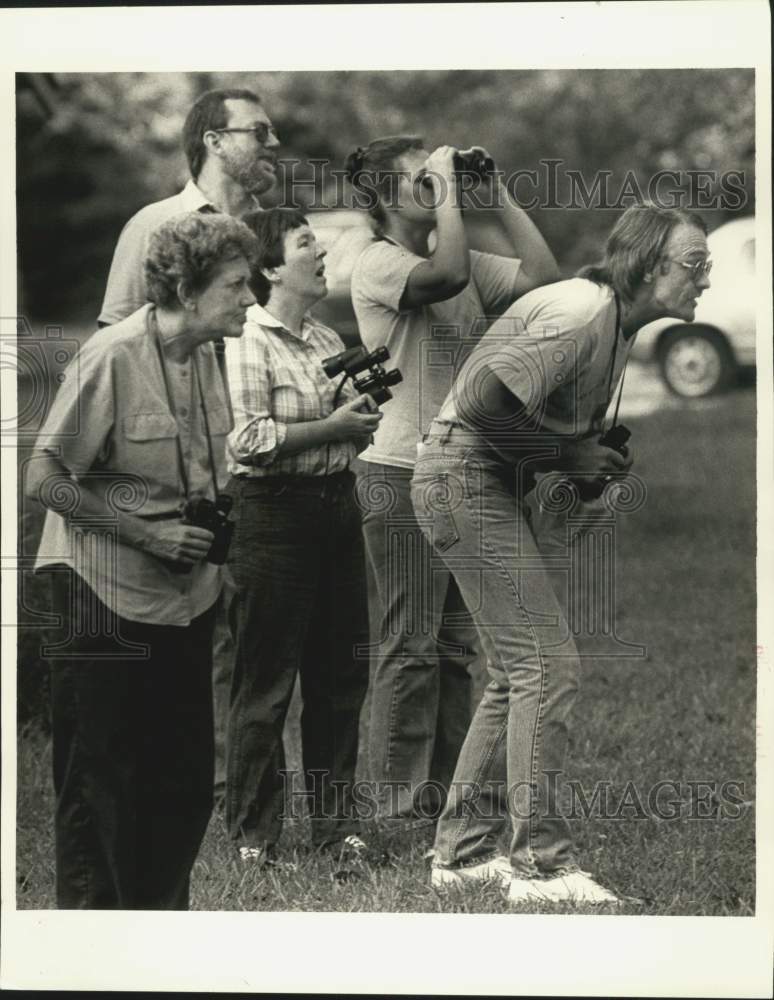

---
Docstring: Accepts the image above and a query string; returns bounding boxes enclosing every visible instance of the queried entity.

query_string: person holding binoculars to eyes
[27,212,258,909]
[344,136,559,834]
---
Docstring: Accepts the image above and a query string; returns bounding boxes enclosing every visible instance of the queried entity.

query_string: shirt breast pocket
[122,412,180,490]
[207,405,233,440]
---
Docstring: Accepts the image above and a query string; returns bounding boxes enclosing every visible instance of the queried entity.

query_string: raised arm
[496,176,559,292]
[462,147,559,294]
[399,146,471,309]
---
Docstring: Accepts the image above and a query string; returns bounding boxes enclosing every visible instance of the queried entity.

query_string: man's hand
[325,395,383,444]
[560,438,634,477]
[144,522,215,570]
[354,434,375,454]
[614,444,635,473]
[422,145,459,197]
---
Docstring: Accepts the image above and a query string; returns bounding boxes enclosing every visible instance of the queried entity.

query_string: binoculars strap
[192,355,221,502]
[606,292,628,432]
[149,308,219,503]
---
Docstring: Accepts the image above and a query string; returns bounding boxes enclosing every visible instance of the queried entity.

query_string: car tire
[658,326,736,398]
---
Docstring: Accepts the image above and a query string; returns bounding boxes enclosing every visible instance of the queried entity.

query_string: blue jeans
[225,472,369,849]
[410,439,578,876]
[359,463,475,825]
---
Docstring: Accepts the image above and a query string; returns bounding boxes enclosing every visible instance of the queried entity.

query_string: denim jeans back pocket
[411,471,463,554]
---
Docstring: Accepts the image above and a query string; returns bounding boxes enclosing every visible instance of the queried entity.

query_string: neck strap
[606,291,628,430]
[149,308,219,501]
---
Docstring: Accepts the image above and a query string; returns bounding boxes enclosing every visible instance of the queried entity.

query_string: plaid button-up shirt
[225,303,361,477]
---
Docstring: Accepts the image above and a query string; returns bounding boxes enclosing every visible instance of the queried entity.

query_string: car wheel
[658,327,735,398]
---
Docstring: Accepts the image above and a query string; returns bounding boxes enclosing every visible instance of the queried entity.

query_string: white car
[630,216,756,397]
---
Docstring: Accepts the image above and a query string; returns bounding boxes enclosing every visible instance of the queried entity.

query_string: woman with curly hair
[27,211,258,909]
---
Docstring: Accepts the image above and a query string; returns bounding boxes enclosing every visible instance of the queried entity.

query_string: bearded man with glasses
[98,88,279,327]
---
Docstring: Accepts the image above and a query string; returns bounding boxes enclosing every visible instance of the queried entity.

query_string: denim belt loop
[426,419,456,445]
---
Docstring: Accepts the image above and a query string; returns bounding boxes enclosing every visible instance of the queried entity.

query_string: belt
[418,420,500,458]
[419,420,537,496]
[231,469,354,495]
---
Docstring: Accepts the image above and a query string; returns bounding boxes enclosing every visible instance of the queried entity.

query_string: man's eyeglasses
[663,257,713,280]
[210,124,278,144]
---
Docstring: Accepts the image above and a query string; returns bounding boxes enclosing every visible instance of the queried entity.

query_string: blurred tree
[17,73,192,323]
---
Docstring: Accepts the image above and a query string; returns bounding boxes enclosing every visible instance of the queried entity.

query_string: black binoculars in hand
[574,423,632,502]
[322,345,403,405]
[420,147,496,188]
[181,494,234,565]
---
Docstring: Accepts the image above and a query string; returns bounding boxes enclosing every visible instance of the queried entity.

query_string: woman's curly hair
[145,212,259,309]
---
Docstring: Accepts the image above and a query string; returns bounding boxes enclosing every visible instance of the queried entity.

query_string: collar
[245,303,314,342]
[180,178,263,214]
[246,302,284,328]
[180,179,216,212]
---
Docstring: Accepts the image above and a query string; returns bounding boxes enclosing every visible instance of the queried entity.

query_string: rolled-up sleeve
[225,324,287,467]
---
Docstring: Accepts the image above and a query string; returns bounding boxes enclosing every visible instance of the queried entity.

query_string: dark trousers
[47,568,216,909]
[225,472,370,849]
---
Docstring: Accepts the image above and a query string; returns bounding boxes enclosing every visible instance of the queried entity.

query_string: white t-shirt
[351,237,522,469]
[437,278,634,441]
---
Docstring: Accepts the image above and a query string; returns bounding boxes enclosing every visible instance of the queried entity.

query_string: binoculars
[322,345,403,405]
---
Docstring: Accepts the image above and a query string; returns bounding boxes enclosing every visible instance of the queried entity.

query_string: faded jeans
[359,463,475,825]
[410,436,579,876]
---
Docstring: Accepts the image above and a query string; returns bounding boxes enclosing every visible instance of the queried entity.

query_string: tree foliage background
[17,69,754,324]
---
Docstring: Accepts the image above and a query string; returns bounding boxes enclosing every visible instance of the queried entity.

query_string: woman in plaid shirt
[223,208,382,866]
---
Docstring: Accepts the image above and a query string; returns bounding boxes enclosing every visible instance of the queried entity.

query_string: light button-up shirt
[34,304,232,626]
[226,303,361,478]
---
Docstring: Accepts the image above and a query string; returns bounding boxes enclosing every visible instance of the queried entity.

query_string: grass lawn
[14,382,756,915]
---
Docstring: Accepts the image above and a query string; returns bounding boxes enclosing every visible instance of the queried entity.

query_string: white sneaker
[534,868,621,905]
[238,845,277,867]
[431,854,512,888]
[507,875,557,905]
[341,835,369,859]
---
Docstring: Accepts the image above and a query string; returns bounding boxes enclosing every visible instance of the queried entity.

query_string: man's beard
[222,150,274,195]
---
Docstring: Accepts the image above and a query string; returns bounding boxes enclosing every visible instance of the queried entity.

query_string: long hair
[578,203,708,303]
[183,88,262,180]
[344,135,425,236]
